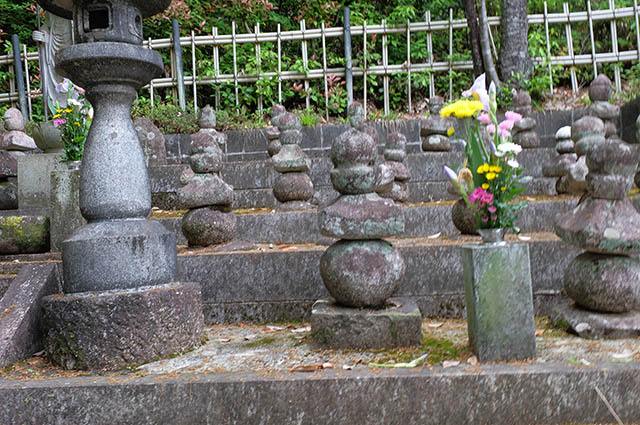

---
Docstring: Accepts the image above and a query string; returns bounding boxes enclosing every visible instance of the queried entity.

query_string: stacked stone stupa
[2,108,37,152]
[420,96,454,152]
[178,108,235,246]
[0,108,32,209]
[511,91,540,148]
[311,102,421,349]
[542,126,579,194]
[376,131,411,202]
[265,104,285,157]
[271,111,313,209]
[554,115,640,338]
[588,74,618,138]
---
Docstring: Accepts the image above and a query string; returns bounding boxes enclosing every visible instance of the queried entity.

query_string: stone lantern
[35,0,204,370]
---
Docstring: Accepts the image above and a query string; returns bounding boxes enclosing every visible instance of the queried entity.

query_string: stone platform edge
[1,362,639,425]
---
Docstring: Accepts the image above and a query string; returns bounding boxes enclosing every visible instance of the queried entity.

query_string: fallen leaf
[280,246,298,251]
[428,232,441,239]
[517,235,532,241]
[322,362,333,369]
[427,322,444,328]
[466,356,478,366]
[342,365,354,370]
[243,334,258,341]
[442,360,460,369]
[369,354,427,368]
[611,351,634,359]
[262,325,285,333]
[216,338,231,343]
[290,364,322,373]
[535,329,545,336]
[291,326,311,333]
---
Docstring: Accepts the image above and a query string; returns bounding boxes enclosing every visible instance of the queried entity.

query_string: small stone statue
[554,114,640,338]
[2,108,36,152]
[376,131,410,202]
[348,101,379,144]
[511,91,540,148]
[178,108,236,246]
[588,74,619,138]
[265,104,285,157]
[542,126,578,194]
[270,111,313,209]
[33,11,73,110]
[420,96,454,151]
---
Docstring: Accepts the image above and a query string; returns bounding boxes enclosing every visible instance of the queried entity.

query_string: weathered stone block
[311,297,421,349]
[462,242,536,362]
[50,168,85,251]
[17,153,65,210]
[42,281,204,371]
[0,214,49,254]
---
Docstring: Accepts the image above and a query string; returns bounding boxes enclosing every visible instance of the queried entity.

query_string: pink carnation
[477,113,491,124]
[505,111,522,122]
[53,118,67,127]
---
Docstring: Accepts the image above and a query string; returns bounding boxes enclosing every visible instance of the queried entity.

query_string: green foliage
[131,98,199,134]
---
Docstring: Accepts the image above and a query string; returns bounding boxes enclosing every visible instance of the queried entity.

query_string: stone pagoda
[37,0,204,370]
[511,90,540,148]
[311,103,421,350]
[376,131,411,202]
[542,126,579,194]
[420,96,454,152]
[588,74,618,137]
[554,114,640,338]
[270,111,313,209]
[265,104,285,157]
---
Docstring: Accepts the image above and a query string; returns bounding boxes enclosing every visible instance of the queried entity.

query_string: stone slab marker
[462,243,536,361]
[36,0,204,370]
[312,101,421,350]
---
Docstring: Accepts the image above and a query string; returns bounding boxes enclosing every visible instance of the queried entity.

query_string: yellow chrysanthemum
[56,109,62,113]
[64,109,72,113]
[501,186,507,191]
[74,122,81,127]
[486,172,497,180]
[476,163,489,174]
[482,183,489,190]
[488,165,502,173]
[52,114,61,119]
[447,126,455,137]
[440,99,484,119]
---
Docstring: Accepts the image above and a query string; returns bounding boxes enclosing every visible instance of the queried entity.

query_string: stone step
[175,232,576,324]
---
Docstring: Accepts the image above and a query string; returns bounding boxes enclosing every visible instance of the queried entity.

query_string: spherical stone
[331,128,377,166]
[272,144,311,173]
[330,164,377,194]
[575,134,606,157]
[198,106,217,128]
[587,173,632,200]
[379,182,410,202]
[178,173,234,209]
[191,131,225,154]
[586,138,637,174]
[589,74,612,102]
[571,116,604,143]
[514,117,536,132]
[320,239,405,308]
[451,198,477,235]
[265,126,280,141]
[388,161,410,182]
[273,172,313,202]
[604,121,617,138]
[386,132,407,151]
[564,252,640,313]
[276,112,302,132]
[555,126,572,140]
[375,163,394,193]
[383,148,406,162]
[422,134,451,152]
[420,116,453,136]
[348,102,366,128]
[428,96,445,114]
[513,131,540,148]
[318,193,404,239]
[589,102,619,121]
[554,197,640,255]
[267,139,282,157]
[280,129,302,145]
[542,154,576,177]
[190,151,223,174]
[512,91,532,116]
[556,140,575,154]
[182,207,236,246]
[270,104,286,119]
[3,108,24,131]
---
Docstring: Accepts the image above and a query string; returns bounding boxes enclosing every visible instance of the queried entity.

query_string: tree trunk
[464,0,484,77]
[478,0,500,88]
[498,0,533,87]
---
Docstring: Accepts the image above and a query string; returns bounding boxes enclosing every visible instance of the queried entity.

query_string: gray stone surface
[42,281,204,371]
[311,297,421,349]
[182,207,236,246]
[3,361,640,424]
[0,214,49,254]
[462,243,536,362]
[50,167,85,251]
[0,150,17,178]
[0,178,18,210]
[553,301,640,339]
[134,117,168,167]
[320,240,405,308]
[62,219,176,293]
[0,263,61,368]
[17,153,65,211]
[273,172,314,202]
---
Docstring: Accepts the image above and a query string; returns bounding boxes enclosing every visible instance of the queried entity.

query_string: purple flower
[53,118,67,127]
[481,216,489,222]
[477,113,491,124]
[489,141,497,155]
[498,119,514,131]
[55,79,70,94]
[488,206,497,213]
[443,165,457,181]
[505,111,522,122]
[491,215,498,221]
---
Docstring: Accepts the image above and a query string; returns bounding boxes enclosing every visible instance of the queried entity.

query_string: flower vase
[451,199,477,235]
[477,228,508,244]
[31,120,64,154]
[461,240,536,362]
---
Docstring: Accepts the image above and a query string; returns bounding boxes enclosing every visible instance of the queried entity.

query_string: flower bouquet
[443,75,530,233]
[51,79,92,162]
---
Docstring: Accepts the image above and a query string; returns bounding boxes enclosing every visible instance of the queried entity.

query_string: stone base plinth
[17,153,64,210]
[552,301,640,339]
[462,243,536,362]
[50,168,85,251]
[42,281,204,371]
[310,298,422,349]
[61,219,176,293]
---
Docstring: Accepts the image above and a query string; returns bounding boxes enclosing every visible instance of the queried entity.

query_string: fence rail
[2,0,640,118]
